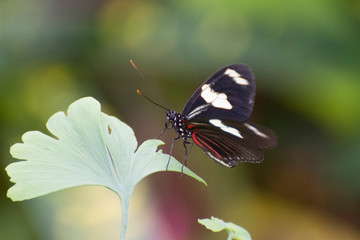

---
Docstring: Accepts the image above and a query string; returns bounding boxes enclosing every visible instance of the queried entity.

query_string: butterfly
[163,64,277,168]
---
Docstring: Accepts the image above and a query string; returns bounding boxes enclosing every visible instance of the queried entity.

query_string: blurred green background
[1,0,360,239]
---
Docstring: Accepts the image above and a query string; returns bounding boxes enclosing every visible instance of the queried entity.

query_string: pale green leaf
[6,96,206,201]
[198,216,252,240]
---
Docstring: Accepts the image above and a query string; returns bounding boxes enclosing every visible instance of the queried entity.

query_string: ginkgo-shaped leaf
[6,97,206,240]
[198,216,252,240]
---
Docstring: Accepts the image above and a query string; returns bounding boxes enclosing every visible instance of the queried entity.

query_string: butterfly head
[166,110,178,129]
[166,110,192,140]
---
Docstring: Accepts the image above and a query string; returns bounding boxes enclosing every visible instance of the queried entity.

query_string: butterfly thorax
[166,110,192,141]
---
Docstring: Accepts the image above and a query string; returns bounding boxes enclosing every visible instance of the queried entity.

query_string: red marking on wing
[192,132,202,146]
[192,132,222,159]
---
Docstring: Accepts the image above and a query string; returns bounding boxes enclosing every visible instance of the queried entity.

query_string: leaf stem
[120,197,130,240]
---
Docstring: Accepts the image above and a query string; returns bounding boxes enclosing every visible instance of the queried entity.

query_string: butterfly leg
[166,136,180,170]
[181,141,193,175]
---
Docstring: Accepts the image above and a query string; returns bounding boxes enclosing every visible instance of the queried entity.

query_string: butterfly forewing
[182,64,256,122]
[187,119,277,167]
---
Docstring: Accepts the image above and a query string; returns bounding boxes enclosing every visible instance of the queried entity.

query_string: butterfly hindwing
[187,119,277,167]
[182,64,256,122]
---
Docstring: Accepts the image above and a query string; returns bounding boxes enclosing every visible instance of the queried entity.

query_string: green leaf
[198,216,252,240]
[6,97,206,239]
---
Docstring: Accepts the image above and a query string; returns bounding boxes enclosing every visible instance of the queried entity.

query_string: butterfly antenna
[137,89,170,111]
[130,59,170,110]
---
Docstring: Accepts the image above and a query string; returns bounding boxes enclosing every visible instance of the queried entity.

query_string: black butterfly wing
[187,119,277,167]
[182,64,255,122]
